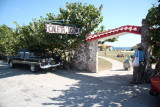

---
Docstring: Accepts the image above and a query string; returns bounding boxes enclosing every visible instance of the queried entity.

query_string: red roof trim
[86,25,142,42]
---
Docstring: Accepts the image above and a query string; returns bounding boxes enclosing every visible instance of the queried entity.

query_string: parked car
[7,49,62,72]
[149,72,160,96]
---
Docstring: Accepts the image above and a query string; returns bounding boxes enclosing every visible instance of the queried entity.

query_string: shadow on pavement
[0,61,159,106]
[42,70,160,107]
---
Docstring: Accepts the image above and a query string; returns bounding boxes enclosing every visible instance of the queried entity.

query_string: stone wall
[72,33,98,73]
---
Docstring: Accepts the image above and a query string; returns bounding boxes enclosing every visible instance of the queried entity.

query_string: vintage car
[7,49,62,72]
[149,72,160,96]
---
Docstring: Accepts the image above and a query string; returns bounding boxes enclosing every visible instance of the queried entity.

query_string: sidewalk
[99,56,124,71]
[97,56,133,76]
[78,56,133,84]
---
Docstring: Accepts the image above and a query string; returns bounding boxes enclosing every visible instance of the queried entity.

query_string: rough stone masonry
[72,33,98,73]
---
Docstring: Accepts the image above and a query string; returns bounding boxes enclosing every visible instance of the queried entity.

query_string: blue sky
[0,0,159,47]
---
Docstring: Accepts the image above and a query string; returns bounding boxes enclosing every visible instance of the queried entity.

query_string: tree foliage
[0,25,18,55]
[59,2,103,37]
[146,2,160,63]
[0,2,103,64]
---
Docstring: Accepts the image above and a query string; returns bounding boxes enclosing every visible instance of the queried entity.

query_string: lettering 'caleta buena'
[45,24,80,34]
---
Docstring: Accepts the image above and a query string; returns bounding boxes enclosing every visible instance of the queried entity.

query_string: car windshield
[19,51,24,56]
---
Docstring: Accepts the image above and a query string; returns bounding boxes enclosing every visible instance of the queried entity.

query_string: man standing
[131,47,146,84]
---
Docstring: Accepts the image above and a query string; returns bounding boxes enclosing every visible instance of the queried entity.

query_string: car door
[156,73,160,93]
[18,51,25,63]
[13,51,24,64]
[152,72,160,94]
[23,51,30,64]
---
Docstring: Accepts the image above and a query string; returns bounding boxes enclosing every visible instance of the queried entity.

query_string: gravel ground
[0,60,160,107]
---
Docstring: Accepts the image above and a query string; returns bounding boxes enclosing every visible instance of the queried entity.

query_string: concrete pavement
[0,60,159,107]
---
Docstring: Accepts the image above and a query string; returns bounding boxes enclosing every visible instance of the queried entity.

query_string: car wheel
[30,64,37,73]
[9,61,14,68]
[149,89,159,96]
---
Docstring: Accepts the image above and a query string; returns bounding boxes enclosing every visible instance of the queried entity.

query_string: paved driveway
[0,61,159,107]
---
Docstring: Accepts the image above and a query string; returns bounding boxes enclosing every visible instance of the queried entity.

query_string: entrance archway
[87,25,142,72]
[73,20,151,73]
[86,25,142,42]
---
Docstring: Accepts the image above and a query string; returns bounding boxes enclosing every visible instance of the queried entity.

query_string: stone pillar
[72,33,98,73]
[141,19,152,81]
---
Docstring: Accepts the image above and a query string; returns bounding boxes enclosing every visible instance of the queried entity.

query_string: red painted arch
[86,25,142,42]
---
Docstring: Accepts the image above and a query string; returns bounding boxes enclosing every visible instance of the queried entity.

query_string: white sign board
[45,24,80,35]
